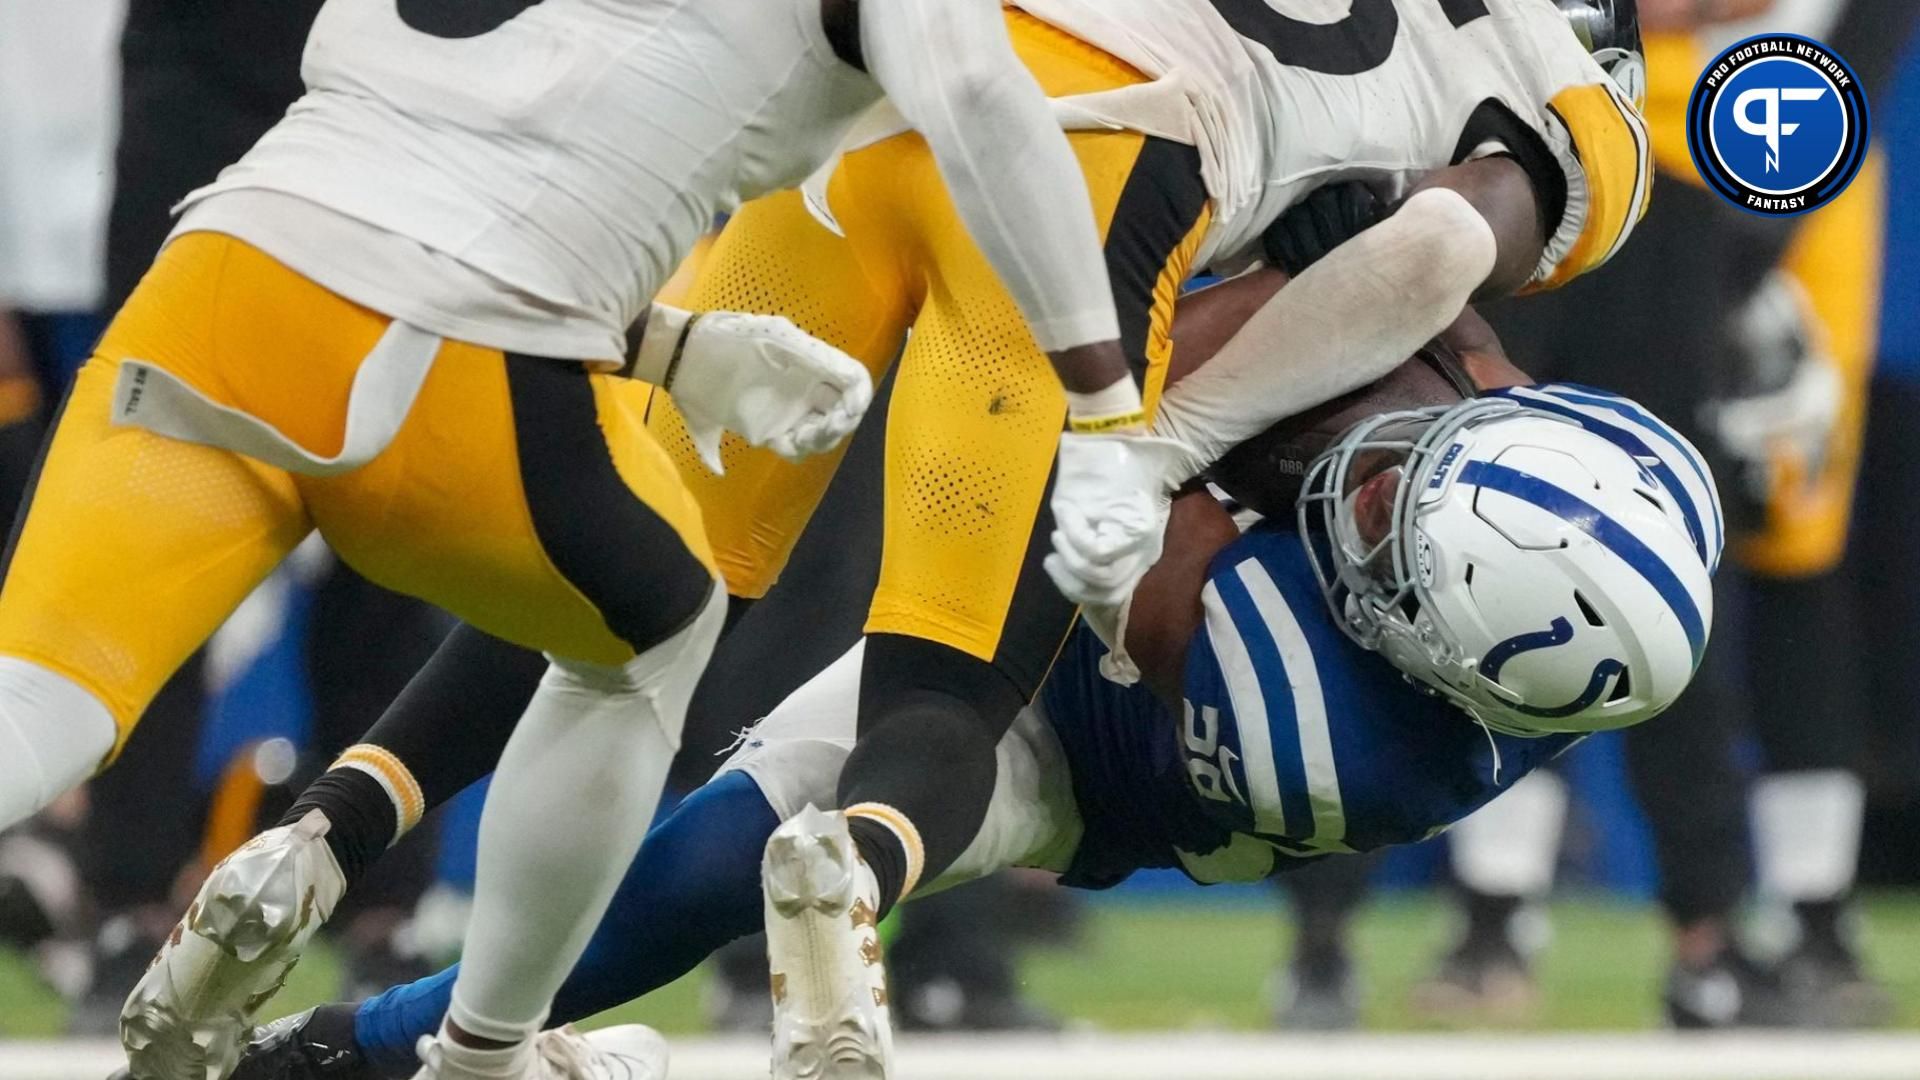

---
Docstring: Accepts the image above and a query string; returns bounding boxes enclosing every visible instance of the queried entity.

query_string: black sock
[1794,897,1850,950]
[841,687,1003,916]
[1460,887,1526,950]
[846,815,913,920]
[298,1002,378,1079]
[277,769,395,886]
[839,634,1027,916]
[358,624,548,809]
[1284,854,1374,973]
[1293,912,1353,977]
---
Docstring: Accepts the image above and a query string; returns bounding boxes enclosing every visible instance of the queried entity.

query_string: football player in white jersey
[0,2,1184,1079]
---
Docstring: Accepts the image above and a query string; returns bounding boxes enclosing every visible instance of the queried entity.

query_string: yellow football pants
[1734,154,1884,577]
[647,11,1212,686]
[0,233,716,758]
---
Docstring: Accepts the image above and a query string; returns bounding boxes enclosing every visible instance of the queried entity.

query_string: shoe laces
[536,1027,607,1080]
[413,1035,444,1077]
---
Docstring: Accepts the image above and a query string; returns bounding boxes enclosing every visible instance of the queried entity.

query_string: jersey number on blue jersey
[397,0,546,39]
[1184,702,1249,809]
[1208,0,1492,75]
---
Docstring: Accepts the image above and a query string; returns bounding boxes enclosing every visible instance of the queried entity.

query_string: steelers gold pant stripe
[505,353,717,653]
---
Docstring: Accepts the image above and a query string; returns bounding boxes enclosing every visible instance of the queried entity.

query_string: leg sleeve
[443,586,725,1043]
[75,654,211,907]
[932,705,1081,890]
[353,772,781,1075]
[712,642,865,821]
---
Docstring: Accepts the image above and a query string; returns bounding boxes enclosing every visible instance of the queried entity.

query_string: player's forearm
[1151,188,1498,476]
[863,0,1121,368]
[1122,491,1241,705]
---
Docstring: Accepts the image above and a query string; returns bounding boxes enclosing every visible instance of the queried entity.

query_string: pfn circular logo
[1687,34,1868,217]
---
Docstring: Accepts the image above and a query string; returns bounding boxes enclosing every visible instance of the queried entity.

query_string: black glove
[1261,181,1386,276]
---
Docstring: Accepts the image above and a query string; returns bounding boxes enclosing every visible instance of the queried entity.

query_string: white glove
[1704,273,1844,513]
[1710,350,1843,470]
[1079,588,1143,687]
[629,304,873,474]
[1044,431,1204,608]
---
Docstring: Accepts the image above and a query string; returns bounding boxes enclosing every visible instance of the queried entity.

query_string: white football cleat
[411,1025,668,1080]
[763,805,894,1080]
[121,810,345,1080]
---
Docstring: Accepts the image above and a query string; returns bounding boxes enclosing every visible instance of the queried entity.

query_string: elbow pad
[1385,187,1500,295]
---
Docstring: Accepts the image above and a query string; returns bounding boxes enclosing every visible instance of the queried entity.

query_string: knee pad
[0,656,118,829]
[858,634,1025,739]
[544,581,726,749]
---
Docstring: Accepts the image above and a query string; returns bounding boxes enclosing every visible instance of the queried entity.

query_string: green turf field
[5,893,1917,1038]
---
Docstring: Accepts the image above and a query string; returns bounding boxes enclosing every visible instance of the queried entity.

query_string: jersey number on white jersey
[1208,0,1490,74]
[395,0,545,38]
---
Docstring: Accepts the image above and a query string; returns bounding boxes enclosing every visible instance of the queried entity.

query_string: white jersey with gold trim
[178,0,881,363]
[1014,0,1652,288]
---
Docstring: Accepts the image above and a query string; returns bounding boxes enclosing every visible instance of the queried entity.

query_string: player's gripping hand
[1262,180,1385,276]
[1045,429,1204,608]
[1705,273,1843,527]
[628,304,873,474]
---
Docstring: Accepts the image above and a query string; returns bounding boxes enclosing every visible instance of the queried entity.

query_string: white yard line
[9,1032,1920,1080]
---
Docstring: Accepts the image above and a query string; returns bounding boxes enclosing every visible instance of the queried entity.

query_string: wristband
[1065,377,1146,434]
[623,303,701,387]
[1068,410,1150,433]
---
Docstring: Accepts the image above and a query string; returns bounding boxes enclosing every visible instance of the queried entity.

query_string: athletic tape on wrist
[1065,378,1146,434]
[1067,409,1149,433]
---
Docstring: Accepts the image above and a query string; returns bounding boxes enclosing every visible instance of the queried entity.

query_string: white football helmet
[1298,396,1714,737]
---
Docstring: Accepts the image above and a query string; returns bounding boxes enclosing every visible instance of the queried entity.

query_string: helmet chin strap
[1477,713,1505,785]
[1390,633,1507,784]
[1409,633,1507,784]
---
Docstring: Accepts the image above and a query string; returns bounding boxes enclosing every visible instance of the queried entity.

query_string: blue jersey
[1043,523,1581,890]
[1041,381,1716,889]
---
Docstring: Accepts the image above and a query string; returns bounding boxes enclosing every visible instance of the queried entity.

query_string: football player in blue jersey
[212,265,1722,1080]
